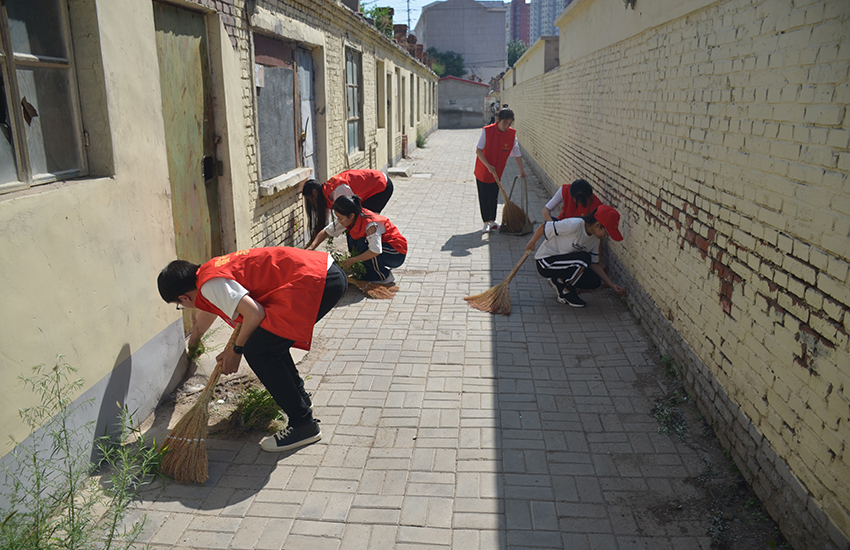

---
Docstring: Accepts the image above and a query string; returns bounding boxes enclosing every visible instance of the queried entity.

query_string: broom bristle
[463,250,531,316]
[349,277,399,299]
[493,176,530,233]
[160,324,241,484]
[500,200,529,233]
[464,281,512,315]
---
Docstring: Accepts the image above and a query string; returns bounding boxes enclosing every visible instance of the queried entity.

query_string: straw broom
[160,323,242,484]
[494,175,530,233]
[348,276,399,299]
[464,250,531,315]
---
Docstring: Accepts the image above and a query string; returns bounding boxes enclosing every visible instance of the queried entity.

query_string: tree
[507,40,528,67]
[360,2,393,39]
[426,48,465,78]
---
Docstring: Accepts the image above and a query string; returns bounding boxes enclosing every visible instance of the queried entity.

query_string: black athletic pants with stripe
[535,251,601,296]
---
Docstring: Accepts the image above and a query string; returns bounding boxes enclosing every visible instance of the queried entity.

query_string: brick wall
[502,0,850,547]
[186,0,438,249]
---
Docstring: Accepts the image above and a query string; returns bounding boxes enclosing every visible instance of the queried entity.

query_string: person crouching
[525,205,626,308]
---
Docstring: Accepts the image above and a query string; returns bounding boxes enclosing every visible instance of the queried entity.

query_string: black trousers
[535,251,601,295]
[476,179,499,222]
[241,264,348,427]
[362,177,394,213]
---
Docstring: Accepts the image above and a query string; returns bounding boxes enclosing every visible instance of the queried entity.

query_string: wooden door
[153,3,222,266]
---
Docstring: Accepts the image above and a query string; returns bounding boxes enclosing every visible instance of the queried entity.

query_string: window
[254,34,316,185]
[0,0,85,194]
[345,48,362,154]
[376,61,385,129]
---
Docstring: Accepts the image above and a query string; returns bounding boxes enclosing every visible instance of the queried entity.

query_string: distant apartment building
[415,0,508,82]
[529,0,570,44]
[509,0,531,46]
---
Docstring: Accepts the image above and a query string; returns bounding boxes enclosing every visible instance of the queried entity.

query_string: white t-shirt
[200,278,249,321]
[544,189,565,212]
[534,217,600,262]
[323,217,385,254]
[477,129,522,157]
[329,184,354,203]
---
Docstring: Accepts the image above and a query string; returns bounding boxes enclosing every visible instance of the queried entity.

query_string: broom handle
[493,175,512,204]
[502,250,531,285]
[203,323,242,392]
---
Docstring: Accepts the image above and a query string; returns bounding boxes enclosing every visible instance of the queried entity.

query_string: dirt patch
[643,349,789,549]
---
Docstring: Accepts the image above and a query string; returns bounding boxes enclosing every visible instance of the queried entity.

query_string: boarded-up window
[254,34,305,182]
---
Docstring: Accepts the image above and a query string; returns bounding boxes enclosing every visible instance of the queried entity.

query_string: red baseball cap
[595,205,623,241]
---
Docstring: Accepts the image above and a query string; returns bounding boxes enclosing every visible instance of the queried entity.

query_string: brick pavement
[131,129,712,549]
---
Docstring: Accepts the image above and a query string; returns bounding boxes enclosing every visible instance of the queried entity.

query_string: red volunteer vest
[194,247,329,350]
[559,184,604,219]
[323,170,387,209]
[348,209,408,255]
[474,123,516,183]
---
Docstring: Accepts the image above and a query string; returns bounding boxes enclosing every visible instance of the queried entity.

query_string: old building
[414,0,508,83]
[0,0,436,472]
[437,75,491,128]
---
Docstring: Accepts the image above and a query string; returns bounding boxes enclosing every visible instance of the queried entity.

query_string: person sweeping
[306,195,407,286]
[302,169,394,239]
[157,247,347,452]
[525,205,626,308]
[474,108,526,233]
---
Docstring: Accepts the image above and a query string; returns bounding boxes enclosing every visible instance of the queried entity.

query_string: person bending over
[302,170,394,239]
[526,205,626,308]
[541,179,603,222]
[307,195,407,285]
[157,247,347,452]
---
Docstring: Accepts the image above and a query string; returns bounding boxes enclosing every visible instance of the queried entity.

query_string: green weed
[222,386,286,435]
[0,358,162,550]
[326,237,366,280]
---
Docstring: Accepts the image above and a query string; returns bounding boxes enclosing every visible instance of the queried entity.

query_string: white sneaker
[482,222,491,233]
[380,272,395,285]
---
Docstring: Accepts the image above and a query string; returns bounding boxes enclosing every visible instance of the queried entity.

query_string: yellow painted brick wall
[503,0,850,547]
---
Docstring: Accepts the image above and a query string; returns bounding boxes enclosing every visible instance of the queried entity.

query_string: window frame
[345,47,363,155]
[0,0,86,195]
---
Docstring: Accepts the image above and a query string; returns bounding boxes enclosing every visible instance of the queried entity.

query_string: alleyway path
[131,129,711,549]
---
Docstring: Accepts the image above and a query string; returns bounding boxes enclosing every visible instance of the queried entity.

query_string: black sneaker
[260,421,322,452]
[557,291,586,308]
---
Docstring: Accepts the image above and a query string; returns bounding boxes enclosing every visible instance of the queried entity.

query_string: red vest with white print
[323,170,387,208]
[347,209,408,255]
[473,123,516,183]
[194,247,329,350]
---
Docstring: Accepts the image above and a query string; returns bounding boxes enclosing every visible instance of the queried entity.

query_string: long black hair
[569,179,594,208]
[301,179,326,239]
